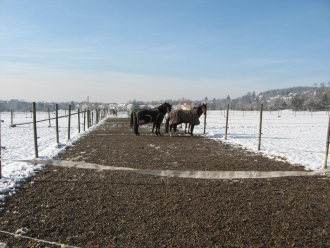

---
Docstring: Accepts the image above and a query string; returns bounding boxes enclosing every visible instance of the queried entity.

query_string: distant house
[181,100,193,110]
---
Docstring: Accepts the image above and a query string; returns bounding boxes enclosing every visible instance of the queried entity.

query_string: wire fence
[202,105,330,169]
[2,104,330,180]
[0,102,108,178]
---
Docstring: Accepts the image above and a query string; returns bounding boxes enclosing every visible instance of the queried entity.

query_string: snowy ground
[0,110,104,204]
[193,109,330,171]
[1,109,329,206]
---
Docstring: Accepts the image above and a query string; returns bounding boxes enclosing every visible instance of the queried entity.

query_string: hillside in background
[1,85,330,111]
[257,86,316,98]
[203,84,330,110]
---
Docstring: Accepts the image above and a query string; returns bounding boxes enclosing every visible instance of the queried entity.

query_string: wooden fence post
[83,110,86,131]
[258,103,263,151]
[0,112,2,179]
[323,117,330,169]
[87,109,90,128]
[78,109,81,133]
[204,104,207,134]
[32,102,39,158]
[55,104,59,144]
[68,104,71,140]
[48,108,51,127]
[11,110,13,126]
[0,111,2,179]
[225,104,229,140]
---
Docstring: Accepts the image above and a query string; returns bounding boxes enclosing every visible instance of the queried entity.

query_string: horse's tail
[165,118,170,133]
[130,112,134,127]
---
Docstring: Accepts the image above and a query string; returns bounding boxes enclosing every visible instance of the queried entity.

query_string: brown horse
[165,103,207,136]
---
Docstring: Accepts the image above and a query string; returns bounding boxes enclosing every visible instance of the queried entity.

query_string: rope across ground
[0,117,330,247]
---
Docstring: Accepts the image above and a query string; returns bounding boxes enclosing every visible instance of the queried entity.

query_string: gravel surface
[0,117,330,247]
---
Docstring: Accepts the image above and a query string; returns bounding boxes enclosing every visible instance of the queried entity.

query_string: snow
[193,109,330,171]
[1,109,330,207]
[0,110,103,207]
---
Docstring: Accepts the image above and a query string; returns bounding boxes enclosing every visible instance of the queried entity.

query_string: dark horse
[130,102,172,136]
[165,103,207,136]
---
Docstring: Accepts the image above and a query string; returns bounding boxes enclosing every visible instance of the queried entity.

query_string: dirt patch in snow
[1,118,330,247]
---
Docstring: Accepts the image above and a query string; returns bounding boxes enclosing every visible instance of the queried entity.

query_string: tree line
[2,84,330,112]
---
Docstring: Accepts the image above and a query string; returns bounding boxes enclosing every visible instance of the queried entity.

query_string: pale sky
[1,0,329,103]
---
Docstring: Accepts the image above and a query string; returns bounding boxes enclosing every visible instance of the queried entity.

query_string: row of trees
[0,100,105,112]
[2,84,330,112]
[207,86,330,111]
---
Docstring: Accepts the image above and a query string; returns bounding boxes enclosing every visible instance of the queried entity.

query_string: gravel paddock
[1,118,330,247]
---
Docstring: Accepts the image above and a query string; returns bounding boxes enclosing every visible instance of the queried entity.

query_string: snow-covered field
[0,110,103,203]
[194,109,330,171]
[1,109,330,206]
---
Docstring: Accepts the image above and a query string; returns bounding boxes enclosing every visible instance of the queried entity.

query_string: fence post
[0,112,2,179]
[11,110,13,126]
[258,103,263,151]
[48,108,51,127]
[225,104,229,140]
[32,102,39,158]
[83,110,86,131]
[95,110,98,124]
[68,104,71,140]
[78,109,81,133]
[204,104,207,134]
[55,104,59,144]
[323,117,330,169]
[87,109,90,128]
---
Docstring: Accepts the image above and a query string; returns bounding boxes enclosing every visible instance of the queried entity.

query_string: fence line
[206,104,330,168]
[10,112,79,127]
[2,104,329,181]
[1,102,108,180]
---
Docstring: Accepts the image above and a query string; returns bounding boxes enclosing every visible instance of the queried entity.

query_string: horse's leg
[132,112,137,134]
[130,112,134,127]
[133,113,140,135]
[190,125,194,136]
[154,123,158,136]
[165,119,170,133]
[156,123,161,136]
[169,124,173,137]
[136,123,140,135]
[170,124,178,137]
[152,123,155,134]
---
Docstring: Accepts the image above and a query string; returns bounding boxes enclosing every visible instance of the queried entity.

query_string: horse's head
[158,102,172,115]
[165,102,172,113]
[202,103,207,115]
[196,103,207,116]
